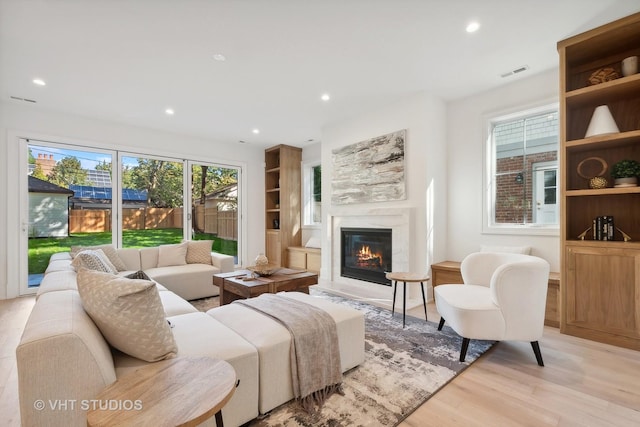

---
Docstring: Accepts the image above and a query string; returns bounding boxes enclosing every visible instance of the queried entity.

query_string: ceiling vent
[500,65,529,78]
[10,95,36,103]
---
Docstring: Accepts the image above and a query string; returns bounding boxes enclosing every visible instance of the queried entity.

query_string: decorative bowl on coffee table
[247,264,280,277]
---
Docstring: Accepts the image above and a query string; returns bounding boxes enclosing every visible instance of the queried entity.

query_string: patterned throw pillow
[124,270,152,281]
[70,244,127,271]
[76,269,178,362]
[71,249,118,274]
[157,242,188,267]
[185,240,213,265]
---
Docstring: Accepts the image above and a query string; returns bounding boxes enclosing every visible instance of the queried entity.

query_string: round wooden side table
[87,356,236,427]
[386,272,430,328]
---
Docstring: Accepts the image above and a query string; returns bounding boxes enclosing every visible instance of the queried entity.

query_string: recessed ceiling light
[252,128,260,134]
[213,54,226,61]
[321,93,330,101]
[466,21,480,33]
[33,78,46,86]
[165,108,175,115]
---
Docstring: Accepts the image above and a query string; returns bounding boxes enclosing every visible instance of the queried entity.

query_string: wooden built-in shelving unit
[558,12,640,350]
[264,145,302,267]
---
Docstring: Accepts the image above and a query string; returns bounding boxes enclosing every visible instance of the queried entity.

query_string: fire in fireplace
[341,227,392,286]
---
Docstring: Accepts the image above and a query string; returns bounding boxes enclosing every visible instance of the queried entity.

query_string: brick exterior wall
[495,151,557,223]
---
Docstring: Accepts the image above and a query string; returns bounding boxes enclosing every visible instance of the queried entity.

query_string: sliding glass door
[19,139,242,295]
[188,161,240,264]
[119,154,185,248]
[22,140,115,292]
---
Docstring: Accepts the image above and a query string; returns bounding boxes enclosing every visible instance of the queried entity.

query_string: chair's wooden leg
[460,337,470,362]
[391,281,397,315]
[531,341,544,367]
[437,317,445,330]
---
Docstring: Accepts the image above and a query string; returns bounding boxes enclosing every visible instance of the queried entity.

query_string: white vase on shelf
[585,105,619,138]
[622,56,638,77]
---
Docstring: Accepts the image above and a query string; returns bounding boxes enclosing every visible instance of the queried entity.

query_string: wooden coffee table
[87,356,236,427]
[213,268,318,305]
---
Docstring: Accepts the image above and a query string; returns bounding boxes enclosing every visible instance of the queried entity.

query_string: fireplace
[341,227,392,286]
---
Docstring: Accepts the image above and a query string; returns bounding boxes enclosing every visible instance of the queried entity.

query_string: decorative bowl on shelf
[247,264,280,277]
[587,67,619,85]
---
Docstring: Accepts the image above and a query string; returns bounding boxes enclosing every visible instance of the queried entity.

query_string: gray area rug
[189,290,494,426]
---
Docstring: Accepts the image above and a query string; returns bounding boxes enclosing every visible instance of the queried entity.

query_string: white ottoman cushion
[114,312,259,427]
[207,291,365,414]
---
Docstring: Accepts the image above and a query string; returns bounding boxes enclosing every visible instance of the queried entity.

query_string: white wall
[446,68,561,271]
[0,101,265,299]
[320,91,448,280]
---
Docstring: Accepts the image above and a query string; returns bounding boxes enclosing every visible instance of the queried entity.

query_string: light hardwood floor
[1,296,639,426]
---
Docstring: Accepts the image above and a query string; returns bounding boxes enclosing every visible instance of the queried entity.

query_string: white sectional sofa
[43,243,236,300]
[17,249,365,427]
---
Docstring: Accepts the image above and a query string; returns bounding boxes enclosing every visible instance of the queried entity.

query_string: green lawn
[28,228,237,274]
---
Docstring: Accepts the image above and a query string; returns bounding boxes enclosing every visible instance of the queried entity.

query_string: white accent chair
[434,252,550,366]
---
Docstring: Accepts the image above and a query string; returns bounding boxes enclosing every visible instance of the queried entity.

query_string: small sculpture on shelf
[577,156,608,189]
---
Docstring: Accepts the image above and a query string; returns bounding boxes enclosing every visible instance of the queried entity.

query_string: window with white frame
[303,162,321,226]
[484,104,559,234]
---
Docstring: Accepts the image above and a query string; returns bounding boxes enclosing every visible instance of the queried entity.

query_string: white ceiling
[1,0,639,147]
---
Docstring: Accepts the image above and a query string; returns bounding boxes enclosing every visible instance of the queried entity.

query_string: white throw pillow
[480,245,531,255]
[157,242,188,267]
[70,244,127,271]
[71,249,118,274]
[76,269,178,362]
[185,240,213,265]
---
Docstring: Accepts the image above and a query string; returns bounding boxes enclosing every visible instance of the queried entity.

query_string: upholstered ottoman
[113,312,260,427]
[207,291,365,414]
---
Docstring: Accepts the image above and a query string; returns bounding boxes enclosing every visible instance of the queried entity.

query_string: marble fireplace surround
[316,207,423,311]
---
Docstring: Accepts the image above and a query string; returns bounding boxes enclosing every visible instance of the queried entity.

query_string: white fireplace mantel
[316,207,423,311]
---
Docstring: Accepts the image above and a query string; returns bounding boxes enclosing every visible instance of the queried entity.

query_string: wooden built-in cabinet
[265,145,302,267]
[287,246,321,273]
[558,12,640,350]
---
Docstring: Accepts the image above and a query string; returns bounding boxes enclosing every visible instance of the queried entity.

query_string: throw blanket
[234,293,343,413]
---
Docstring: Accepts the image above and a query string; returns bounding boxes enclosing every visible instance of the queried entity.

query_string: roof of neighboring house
[28,176,74,195]
[205,183,238,200]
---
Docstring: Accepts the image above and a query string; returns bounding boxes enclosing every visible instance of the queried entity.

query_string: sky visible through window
[29,145,136,169]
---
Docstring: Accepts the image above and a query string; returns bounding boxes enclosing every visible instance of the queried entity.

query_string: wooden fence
[194,205,237,240]
[69,207,237,240]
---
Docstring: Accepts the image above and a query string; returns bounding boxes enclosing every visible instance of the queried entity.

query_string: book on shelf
[592,215,614,241]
